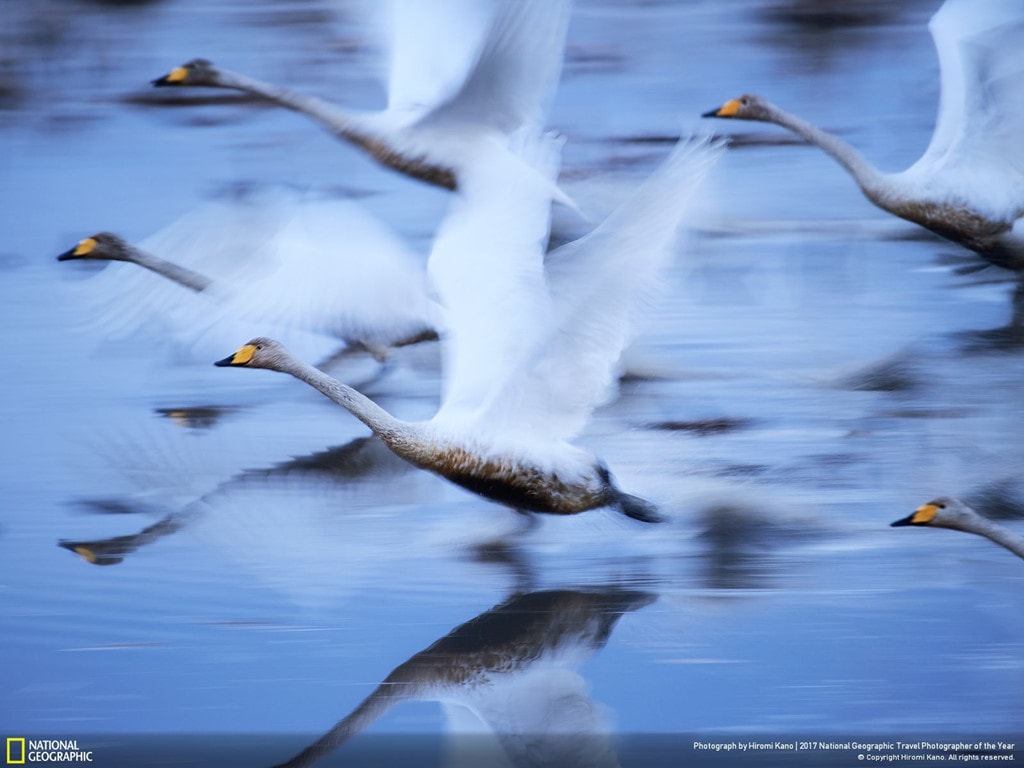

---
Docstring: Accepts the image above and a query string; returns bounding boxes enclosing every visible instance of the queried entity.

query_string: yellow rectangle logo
[6,738,25,765]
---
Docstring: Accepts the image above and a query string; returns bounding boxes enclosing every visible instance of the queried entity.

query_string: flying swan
[216,132,723,520]
[152,0,572,195]
[704,0,1024,270]
[891,496,1024,560]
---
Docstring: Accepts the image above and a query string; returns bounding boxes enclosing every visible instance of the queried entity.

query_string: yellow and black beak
[57,237,97,261]
[214,343,257,367]
[702,99,742,119]
[891,503,938,527]
[152,65,190,87]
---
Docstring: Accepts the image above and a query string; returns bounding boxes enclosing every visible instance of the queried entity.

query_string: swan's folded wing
[921,0,1024,190]
[484,135,724,442]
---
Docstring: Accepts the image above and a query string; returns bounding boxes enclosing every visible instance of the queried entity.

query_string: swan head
[152,59,219,87]
[57,232,132,263]
[215,337,290,370]
[891,497,976,531]
[702,93,773,122]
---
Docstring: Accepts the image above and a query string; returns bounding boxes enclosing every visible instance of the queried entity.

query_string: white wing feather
[918,0,1024,193]
[429,132,561,431]
[430,133,722,442]
[68,189,438,358]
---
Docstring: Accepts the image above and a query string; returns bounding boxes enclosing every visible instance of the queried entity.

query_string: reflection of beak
[890,513,915,528]
[56,247,79,262]
[701,107,723,118]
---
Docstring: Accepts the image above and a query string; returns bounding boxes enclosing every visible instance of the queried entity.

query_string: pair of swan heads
[152,59,219,88]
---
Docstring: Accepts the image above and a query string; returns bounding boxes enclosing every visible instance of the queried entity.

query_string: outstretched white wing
[67,188,437,356]
[359,0,570,134]
[430,132,722,442]
[428,131,561,433]
[918,0,1024,192]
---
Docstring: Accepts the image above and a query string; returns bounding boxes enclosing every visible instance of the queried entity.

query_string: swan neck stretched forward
[961,515,1024,560]
[126,245,212,293]
[283,356,414,444]
[207,69,457,190]
[763,102,887,199]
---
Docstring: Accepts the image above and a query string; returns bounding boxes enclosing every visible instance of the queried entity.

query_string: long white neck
[961,515,1024,560]
[126,245,211,293]
[210,69,370,146]
[278,355,421,450]
[761,102,890,202]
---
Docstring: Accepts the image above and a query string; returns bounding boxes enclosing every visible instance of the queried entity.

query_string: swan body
[216,337,654,519]
[891,496,1024,560]
[58,191,440,361]
[152,0,572,193]
[217,132,723,519]
[704,0,1024,270]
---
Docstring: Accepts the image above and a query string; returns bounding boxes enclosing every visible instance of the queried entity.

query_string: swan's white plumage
[430,132,724,444]
[69,189,439,358]
[365,0,571,135]
[912,0,1024,214]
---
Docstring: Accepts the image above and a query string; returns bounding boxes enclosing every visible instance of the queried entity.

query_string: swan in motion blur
[270,588,653,768]
[891,496,1024,560]
[152,0,571,194]
[57,191,440,361]
[217,133,723,519]
[703,0,1024,270]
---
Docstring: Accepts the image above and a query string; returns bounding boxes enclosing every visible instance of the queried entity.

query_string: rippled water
[2,1,1023,766]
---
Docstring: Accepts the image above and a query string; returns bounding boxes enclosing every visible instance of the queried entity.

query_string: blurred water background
[1,0,1022,765]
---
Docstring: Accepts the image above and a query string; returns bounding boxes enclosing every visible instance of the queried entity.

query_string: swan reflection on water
[270,587,655,768]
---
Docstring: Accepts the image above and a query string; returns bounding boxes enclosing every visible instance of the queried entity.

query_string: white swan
[216,133,723,519]
[58,190,440,361]
[891,496,1024,560]
[703,0,1024,270]
[152,0,572,194]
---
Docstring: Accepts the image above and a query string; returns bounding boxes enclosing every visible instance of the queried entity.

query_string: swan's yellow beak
[891,503,938,527]
[152,66,189,87]
[703,99,741,119]
[57,237,97,261]
[215,343,256,367]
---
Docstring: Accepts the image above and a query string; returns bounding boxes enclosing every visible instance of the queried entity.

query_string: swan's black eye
[936,502,946,509]
[740,97,749,105]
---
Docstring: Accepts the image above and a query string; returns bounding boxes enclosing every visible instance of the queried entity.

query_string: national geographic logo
[5,739,93,763]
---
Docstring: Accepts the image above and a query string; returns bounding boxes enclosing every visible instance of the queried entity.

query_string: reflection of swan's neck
[763,102,888,201]
[280,356,424,453]
[126,246,211,293]
[272,684,413,768]
[959,515,1024,560]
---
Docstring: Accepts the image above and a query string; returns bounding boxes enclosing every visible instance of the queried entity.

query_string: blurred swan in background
[271,587,653,768]
[216,132,723,521]
[152,0,572,196]
[704,0,1024,271]
[58,190,441,362]
[892,496,1024,560]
